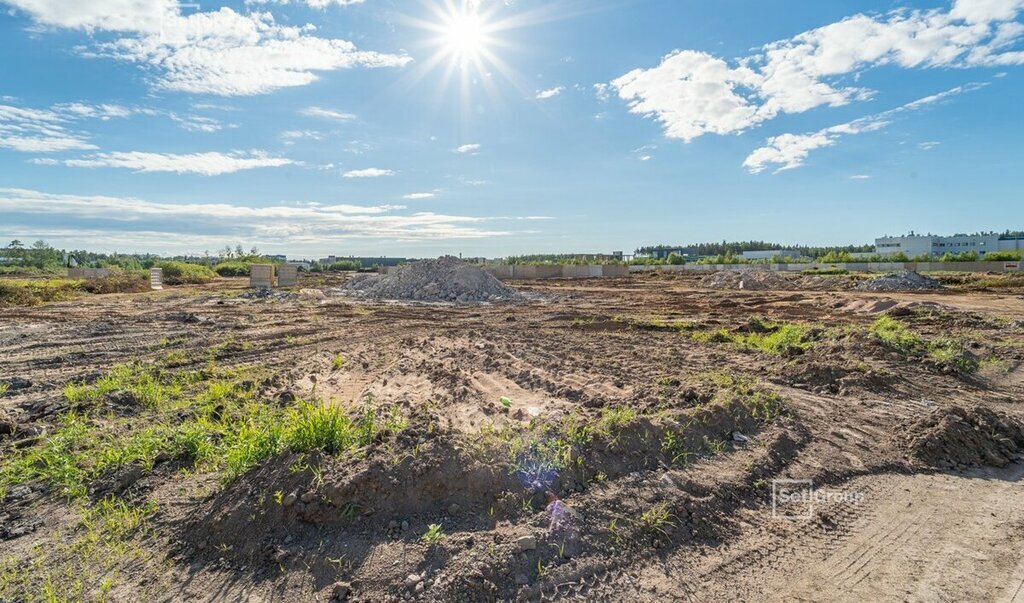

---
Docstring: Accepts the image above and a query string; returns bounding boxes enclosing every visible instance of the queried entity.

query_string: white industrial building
[874,232,1024,257]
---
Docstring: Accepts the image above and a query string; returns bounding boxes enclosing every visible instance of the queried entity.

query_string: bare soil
[2,271,1024,602]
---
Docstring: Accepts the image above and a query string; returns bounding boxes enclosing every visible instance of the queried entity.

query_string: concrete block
[149,268,163,290]
[278,264,299,287]
[250,264,275,288]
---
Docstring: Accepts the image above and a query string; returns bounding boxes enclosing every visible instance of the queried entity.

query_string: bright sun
[442,11,488,62]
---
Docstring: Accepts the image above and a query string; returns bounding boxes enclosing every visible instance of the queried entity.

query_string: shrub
[0,279,80,307]
[154,261,217,284]
[213,261,253,277]
[984,250,1023,261]
[78,273,148,294]
[326,260,362,272]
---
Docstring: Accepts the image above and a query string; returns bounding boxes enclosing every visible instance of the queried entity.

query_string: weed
[331,354,345,370]
[421,523,445,545]
[0,383,8,397]
[500,396,512,408]
[640,502,674,535]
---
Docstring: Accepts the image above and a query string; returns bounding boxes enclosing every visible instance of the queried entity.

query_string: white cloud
[6,3,411,96]
[169,114,224,133]
[343,167,394,178]
[612,1,1024,142]
[301,106,357,122]
[919,140,942,149]
[744,83,982,173]
[36,151,295,175]
[2,0,178,32]
[0,187,518,248]
[535,86,564,99]
[0,103,96,153]
[403,192,436,200]
[849,174,872,179]
[455,143,481,154]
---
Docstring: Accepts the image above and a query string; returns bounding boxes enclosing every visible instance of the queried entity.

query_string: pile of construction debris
[855,271,944,292]
[337,256,523,303]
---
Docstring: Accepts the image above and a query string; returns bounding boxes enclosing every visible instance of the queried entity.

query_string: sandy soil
[2,272,1024,602]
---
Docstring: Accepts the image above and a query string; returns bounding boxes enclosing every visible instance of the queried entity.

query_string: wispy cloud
[343,167,395,178]
[34,151,295,176]
[0,188,522,252]
[743,83,984,173]
[455,143,481,154]
[403,192,436,200]
[301,107,357,122]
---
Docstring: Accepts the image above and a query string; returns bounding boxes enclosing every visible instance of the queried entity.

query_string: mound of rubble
[855,271,943,292]
[339,256,523,303]
[699,271,848,291]
[895,406,1024,470]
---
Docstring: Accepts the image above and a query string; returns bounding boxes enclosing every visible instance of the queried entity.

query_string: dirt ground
[2,272,1024,602]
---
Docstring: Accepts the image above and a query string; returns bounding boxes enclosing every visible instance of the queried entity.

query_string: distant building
[874,232,1024,257]
[639,247,697,260]
[740,249,802,261]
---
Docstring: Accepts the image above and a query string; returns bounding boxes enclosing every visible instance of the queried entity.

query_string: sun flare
[440,9,491,64]
[443,11,487,61]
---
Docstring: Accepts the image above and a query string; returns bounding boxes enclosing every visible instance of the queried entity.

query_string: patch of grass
[594,406,637,435]
[421,523,445,545]
[639,502,674,535]
[744,323,812,355]
[0,383,8,397]
[331,354,345,370]
[63,364,181,408]
[1,363,408,499]
[691,319,815,356]
[870,316,978,373]
[870,315,925,354]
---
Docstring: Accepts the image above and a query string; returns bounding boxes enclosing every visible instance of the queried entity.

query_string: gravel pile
[855,271,944,292]
[338,256,522,303]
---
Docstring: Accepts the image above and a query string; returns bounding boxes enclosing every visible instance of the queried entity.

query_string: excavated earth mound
[855,270,944,292]
[699,270,850,291]
[895,405,1024,470]
[339,256,523,303]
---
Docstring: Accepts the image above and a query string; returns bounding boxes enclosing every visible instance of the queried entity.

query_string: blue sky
[1,0,1022,258]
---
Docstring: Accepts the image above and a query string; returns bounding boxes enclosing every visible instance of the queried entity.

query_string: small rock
[330,581,351,601]
[405,573,422,588]
[282,493,298,507]
[301,491,316,503]
[447,503,460,515]
[513,535,537,552]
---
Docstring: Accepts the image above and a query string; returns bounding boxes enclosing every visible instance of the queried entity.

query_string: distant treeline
[635,241,876,257]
